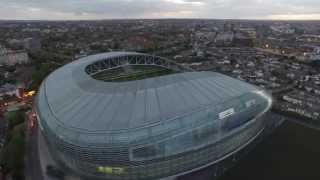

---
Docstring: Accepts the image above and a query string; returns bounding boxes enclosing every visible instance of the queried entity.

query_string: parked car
[46,165,65,179]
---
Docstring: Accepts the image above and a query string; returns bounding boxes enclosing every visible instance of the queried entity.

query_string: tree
[7,111,25,130]
[31,63,52,90]
[0,123,26,180]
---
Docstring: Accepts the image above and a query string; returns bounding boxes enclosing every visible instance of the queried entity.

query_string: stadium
[35,52,272,180]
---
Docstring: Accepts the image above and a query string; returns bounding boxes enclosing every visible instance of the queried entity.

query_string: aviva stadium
[35,52,272,180]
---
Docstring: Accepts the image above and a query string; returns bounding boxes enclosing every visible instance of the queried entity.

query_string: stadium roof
[37,52,265,144]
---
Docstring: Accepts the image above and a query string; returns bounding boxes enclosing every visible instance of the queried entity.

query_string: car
[46,165,65,179]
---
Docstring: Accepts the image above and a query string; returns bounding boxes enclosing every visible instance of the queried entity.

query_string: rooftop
[36,52,267,144]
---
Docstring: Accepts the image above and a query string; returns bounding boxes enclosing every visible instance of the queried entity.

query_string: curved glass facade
[40,111,267,180]
[37,88,270,180]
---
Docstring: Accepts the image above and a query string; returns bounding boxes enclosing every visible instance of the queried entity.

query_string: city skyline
[1,0,320,20]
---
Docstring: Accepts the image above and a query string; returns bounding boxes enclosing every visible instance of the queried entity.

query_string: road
[25,125,44,180]
[25,110,80,180]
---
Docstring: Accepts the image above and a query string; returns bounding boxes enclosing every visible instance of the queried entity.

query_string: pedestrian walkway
[38,128,57,180]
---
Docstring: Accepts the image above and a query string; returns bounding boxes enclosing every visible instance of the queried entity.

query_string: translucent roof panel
[36,52,271,145]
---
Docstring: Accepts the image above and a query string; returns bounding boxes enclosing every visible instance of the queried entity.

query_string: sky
[1,0,320,20]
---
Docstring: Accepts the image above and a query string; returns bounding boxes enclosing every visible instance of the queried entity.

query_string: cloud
[0,0,319,20]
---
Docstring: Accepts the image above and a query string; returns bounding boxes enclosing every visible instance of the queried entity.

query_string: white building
[215,32,234,46]
[283,95,303,105]
[0,84,17,97]
[0,47,29,66]
[270,25,295,34]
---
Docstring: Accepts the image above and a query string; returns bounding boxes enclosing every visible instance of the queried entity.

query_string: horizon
[1,18,320,22]
[1,0,320,21]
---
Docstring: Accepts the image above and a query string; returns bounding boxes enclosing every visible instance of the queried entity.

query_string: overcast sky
[1,0,320,20]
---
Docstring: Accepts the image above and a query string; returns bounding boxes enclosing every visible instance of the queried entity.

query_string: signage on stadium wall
[219,108,235,119]
[97,166,125,174]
